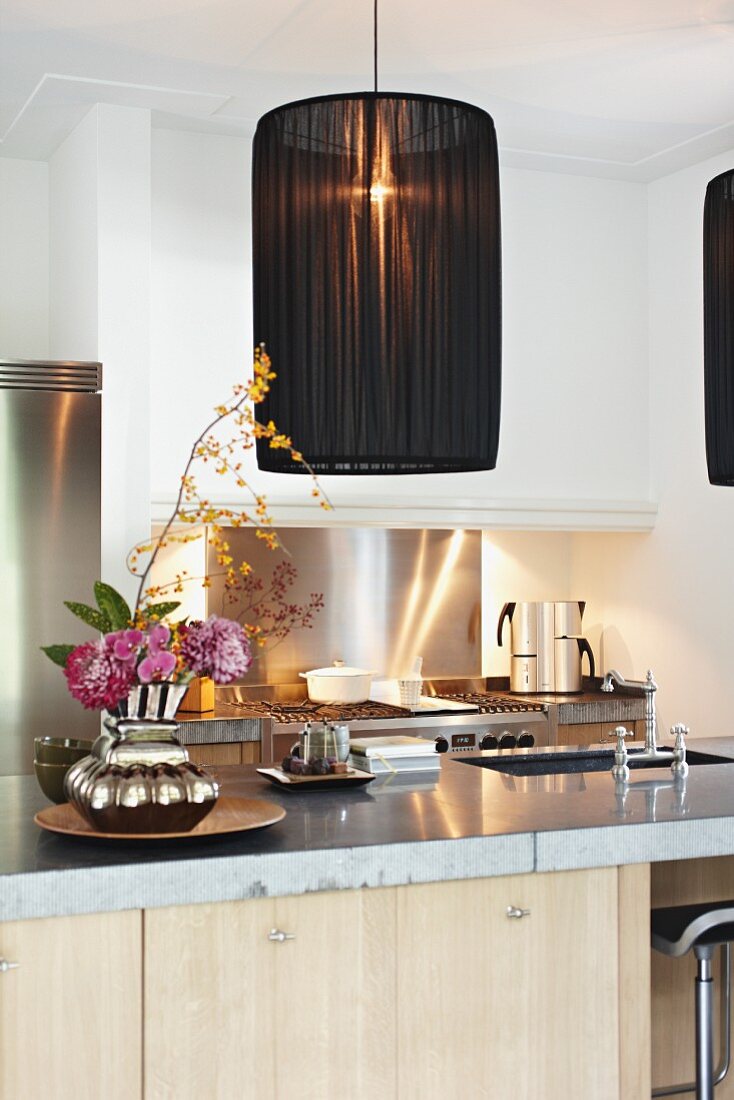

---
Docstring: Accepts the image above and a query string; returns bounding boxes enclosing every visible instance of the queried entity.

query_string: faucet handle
[611,726,632,781]
[613,726,633,749]
[671,723,689,777]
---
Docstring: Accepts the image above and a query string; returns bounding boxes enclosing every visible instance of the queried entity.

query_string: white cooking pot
[299,665,375,704]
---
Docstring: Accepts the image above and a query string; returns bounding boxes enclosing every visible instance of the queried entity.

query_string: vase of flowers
[52,593,254,833]
[43,347,329,832]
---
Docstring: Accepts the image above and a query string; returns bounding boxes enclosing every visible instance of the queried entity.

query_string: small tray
[257,766,375,792]
[34,796,286,840]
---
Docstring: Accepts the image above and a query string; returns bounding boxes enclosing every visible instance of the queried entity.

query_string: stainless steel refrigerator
[0,360,101,775]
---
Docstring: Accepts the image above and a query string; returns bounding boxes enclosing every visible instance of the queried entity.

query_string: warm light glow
[369,180,392,203]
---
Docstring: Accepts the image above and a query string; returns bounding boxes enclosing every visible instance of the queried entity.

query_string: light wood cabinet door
[184,742,261,766]
[273,888,396,1100]
[0,910,142,1100]
[144,888,396,1100]
[557,721,603,745]
[557,719,645,746]
[185,741,242,766]
[145,896,277,1100]
[396,869,620,1100]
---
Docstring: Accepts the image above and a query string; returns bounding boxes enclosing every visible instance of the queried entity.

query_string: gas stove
[227,693,545,723]
[225,690,551,763]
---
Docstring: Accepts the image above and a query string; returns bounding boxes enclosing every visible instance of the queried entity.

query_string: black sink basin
[457,748,734,777]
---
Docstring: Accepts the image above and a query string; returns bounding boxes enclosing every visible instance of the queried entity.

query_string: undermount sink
[457,748,734,777]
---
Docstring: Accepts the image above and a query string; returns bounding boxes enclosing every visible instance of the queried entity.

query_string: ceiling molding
[2,70,733,181]
[151,493,658,532]
[0,73,231,159]
[500,116,734,182]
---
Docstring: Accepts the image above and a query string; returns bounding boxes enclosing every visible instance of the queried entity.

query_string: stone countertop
[4,736,734,923]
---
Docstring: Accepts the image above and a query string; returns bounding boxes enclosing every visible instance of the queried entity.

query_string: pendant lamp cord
[374,0,378,93]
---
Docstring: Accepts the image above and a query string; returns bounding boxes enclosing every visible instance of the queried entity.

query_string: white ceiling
[2,0,734,179]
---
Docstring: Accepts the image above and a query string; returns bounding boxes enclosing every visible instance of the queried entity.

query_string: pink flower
[180,615,252,684]
[64,640,136,710]
[138,650,177,683]
[147,624,170,653]
[107,629,143,664]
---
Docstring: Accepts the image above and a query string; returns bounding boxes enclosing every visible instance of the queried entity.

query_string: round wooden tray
[34,796,286,840]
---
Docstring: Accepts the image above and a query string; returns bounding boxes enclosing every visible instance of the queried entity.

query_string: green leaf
[140,601,181,621]
[40,644,75,668]
[94,581,131,631]
[63,601,111,633]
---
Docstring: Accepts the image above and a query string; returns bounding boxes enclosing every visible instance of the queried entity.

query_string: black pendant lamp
[252,2,501,474]
[704,168,734,484]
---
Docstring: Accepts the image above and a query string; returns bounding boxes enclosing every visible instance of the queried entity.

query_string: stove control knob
[434,735,449,754]
[517,731,535,748]
[498,732,517,749]
[479,733,499,750]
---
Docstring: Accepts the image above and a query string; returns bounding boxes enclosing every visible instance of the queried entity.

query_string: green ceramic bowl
[34,737,93,765]
[34,760,74,804]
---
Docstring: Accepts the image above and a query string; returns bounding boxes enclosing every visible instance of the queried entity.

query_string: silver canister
[297,721,350,763]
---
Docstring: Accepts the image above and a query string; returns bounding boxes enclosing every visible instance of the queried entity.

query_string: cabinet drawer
[557,720,645,746]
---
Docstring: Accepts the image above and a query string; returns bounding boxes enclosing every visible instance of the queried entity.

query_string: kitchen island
[5,741,734,1098]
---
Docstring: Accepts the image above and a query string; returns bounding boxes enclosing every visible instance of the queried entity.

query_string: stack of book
[348,735,440,775]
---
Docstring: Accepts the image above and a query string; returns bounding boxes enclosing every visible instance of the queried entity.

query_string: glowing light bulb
[370,179,391,203]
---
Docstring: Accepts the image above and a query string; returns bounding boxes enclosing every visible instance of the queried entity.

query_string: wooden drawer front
[185,742,261,766]
[557,720,645,746]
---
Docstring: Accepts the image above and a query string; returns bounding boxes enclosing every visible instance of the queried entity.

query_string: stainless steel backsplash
[206,528,481,684]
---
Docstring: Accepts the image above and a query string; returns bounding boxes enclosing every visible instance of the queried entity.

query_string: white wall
[151,129,251,505]
[571,149,734,737]
[0,158,49,359]
[49,105,152,606]
[49,109,99,361]
[482,531,575,676]
[150,130,650,512]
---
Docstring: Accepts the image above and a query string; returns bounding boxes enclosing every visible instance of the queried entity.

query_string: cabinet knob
[0,958,19,973]
[268,928,296,943]
[506,906,531,919]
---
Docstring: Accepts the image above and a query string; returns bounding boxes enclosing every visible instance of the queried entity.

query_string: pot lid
[299,666,375,678]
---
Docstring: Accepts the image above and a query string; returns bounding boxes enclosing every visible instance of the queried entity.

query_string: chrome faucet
[600,668,668,764]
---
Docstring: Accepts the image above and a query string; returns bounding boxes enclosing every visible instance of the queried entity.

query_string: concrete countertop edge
[0,833,534,922]
[8,815,734,922]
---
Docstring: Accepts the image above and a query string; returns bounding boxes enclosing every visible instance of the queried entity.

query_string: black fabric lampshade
[704,168,734,485]
[252,92,501,474]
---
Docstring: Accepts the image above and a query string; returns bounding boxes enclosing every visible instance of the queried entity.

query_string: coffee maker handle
[497,602,516,647]
[576,637,596,680]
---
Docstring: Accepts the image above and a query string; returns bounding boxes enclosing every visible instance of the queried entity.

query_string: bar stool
[651,902,734,1099]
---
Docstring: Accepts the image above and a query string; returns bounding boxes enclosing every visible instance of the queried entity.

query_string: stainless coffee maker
[497,601,595,694]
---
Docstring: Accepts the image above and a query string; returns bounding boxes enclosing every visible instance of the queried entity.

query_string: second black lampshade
[252,92,501,474]
[704,168,734,485]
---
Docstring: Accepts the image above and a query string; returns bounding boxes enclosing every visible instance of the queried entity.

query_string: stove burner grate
[440,693,546,714]
[226,693,546,722]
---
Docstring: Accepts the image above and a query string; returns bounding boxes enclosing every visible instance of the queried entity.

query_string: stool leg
[695,945,716,1100]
